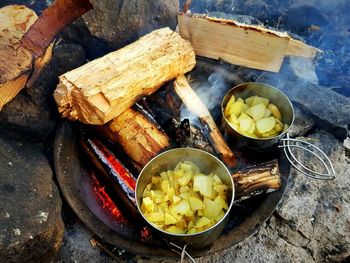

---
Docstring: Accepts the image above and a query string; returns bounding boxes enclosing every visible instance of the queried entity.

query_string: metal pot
[221,82,295,150]
[135,148,235,248]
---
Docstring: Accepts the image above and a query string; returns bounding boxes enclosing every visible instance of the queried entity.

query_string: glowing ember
[90,172,129,224]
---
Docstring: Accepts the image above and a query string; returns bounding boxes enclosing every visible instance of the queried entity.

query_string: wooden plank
[177,13,320,72]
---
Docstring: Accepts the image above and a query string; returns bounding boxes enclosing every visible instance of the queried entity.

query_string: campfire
[1,0,348,262]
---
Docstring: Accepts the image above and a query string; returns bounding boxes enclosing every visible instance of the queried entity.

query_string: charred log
[233,159,281,201]
[99,108,170,172]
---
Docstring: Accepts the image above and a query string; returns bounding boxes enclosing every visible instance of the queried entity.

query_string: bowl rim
[221,82,295,141]
[135,147,235,237]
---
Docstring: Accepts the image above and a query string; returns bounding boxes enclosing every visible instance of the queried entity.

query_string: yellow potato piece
[164,213,178,225]
[203,198,222,220]
[245,95,257,106]
[166,226,185,234]
[246,102,266,121]
[267,103,282,120]
[141,161,229,234]
[252,96,269,106]
[193,175,213,198]
[256,117,276,133]
[229,101,245,116]
[173,200,191,215]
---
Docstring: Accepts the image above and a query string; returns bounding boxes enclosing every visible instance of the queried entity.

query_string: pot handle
[279,133,336,180]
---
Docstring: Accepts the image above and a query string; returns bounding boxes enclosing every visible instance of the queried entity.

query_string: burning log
[177,13,321,72]
[173,75,238,168]
[233,160,281,201]
[54,28,196,125]
[0,1,93,110]
[100,107,170,171]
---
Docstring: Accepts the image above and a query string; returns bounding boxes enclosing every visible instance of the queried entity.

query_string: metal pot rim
[135,147,235,237]
[221,82,295,141]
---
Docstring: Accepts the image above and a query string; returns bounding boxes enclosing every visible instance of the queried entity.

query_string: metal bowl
[135,147,235,248]
[221,82,295,150]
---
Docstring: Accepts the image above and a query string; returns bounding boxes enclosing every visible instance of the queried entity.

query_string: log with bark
[177,13,321,72]
[0,0,93,110]
[53,27,196,125]
[233,159,281,201]
[98,107,170,172]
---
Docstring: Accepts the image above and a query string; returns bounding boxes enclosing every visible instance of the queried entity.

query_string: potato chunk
[141,161,229,234]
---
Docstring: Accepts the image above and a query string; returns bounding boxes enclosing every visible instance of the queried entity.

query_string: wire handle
[278,133,336,180]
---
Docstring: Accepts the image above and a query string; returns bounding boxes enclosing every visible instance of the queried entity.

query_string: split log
[0,1,93,110]
[174,75,238,168]
[53,28,196,125]
[100,107,170,172]
[233,159,281,201]
[177,13,321,72]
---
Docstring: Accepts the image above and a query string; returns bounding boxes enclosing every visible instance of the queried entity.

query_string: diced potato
[245,95,257,106]
[246,103,266,121]
[146,212,164,223]
[189,196,205,211]
[193,175,213,198]
[173,200,191,215]
[212,174,223,185]
[194,217,213,228]
[179,192,190,200]
[264,108,272,118]
[164,213,178,225]
[214,195,228,210]
[214,209,225,223]
[228,113,239,125]
[238,113,253,132]
[267,103,282,120]
[247,121,256,134]
[142,197,154,213]
[242,103,250,113]
[172,195,181,204]
[229,101,245,116]
[187,228,197,234]
[237,98,244,103]
[224,95,236,116]
[275,118,283,132]
[213,184,228,195]
[166,226,185,234]
[151,176,161,184]
[203,198,222,220]
[252,96,269,107]
[256,117,276,133]
[177,172,192,186]
[141,161,229,234]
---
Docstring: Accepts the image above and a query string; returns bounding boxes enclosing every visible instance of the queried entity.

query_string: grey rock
[288,105,315,137]
[258,60,350,141]
[81,0,179,49]
[0,134,64,263]
[0,43,86,143]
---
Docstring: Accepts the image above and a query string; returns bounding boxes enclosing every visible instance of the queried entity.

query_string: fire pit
[54,57,292,258]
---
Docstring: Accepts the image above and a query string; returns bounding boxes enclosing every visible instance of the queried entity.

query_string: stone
[81,0,179,49]
[258,60,350,141]
[0,134,64,262]
[288,105,315,138]
[0,43,86,143]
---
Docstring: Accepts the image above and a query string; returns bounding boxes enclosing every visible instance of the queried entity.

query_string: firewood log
[53,28,196,125]
[177,13,321,72]
[173,75,238,168]
[100,108,170,172]
[233,159,282,201]
[0,1,93,110]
